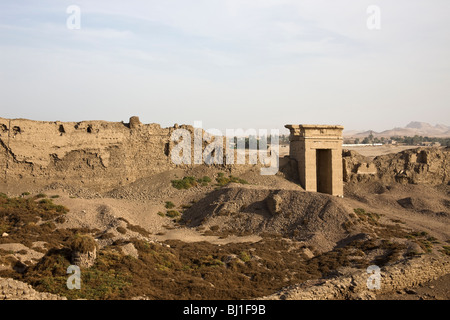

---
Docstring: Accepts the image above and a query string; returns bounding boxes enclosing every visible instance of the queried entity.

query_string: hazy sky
[1,0,449,133]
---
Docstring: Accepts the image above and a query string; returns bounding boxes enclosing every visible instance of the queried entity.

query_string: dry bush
[69,234,97,253]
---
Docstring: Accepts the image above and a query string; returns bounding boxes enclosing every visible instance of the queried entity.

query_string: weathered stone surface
[301,248,315,259]
[343,147,450,185]
[129,116,142,130]
[266,192,283,215]
[261,254,450,300]
[0,277,66,300]
[71,248,97,269]
[120,243,139,259]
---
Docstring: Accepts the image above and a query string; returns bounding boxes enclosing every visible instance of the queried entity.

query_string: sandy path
[49,188,262,244]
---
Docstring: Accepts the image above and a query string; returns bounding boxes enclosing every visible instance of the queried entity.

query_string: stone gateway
[285,124,344,197]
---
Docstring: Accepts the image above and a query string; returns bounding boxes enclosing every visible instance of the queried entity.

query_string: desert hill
[345,121,450,138]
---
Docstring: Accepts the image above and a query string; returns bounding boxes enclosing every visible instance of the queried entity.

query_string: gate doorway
[316,149,332,194]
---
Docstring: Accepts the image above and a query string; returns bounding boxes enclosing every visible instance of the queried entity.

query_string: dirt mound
[346,182,450,218]
[397,197,449,217]
[105,165,300,202]
[182,185,355,252]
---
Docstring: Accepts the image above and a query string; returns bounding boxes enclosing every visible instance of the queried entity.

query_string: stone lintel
[285,124,344,130]
[285,124,344,140]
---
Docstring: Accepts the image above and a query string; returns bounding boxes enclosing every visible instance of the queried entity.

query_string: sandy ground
[343,145,418,159]
[50,188,262,245]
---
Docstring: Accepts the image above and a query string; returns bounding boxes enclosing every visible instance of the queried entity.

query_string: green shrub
[21,192,30,196]
[70,234,97,253]
[165,201,175,209]
[171,176,212,189]
[35,193,47,199]
[157,211,165,217]
[353,208,380,224]
[199,176,211,183]
[239,251,251,262]
[166,210,180,218]
[37,198,69,214]
[197,176,212,186]
[441,246,450,256]
[171,176,197,190]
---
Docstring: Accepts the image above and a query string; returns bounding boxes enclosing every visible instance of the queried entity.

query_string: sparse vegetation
[405,231,435,253]
[239,251,251,262]
[24,248,132,300]
[353,208,380,225]
[69,234,97,253]
[166,210,180,218]
[171,176,213,189]
[197,176,212,186]
[165,201,175,209]
[126,223,150,237]
[171,176,197,190]
[216,173,249,187]
[441,246,450,256]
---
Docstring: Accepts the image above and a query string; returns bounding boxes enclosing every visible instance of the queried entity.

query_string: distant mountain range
[344,122,450,138]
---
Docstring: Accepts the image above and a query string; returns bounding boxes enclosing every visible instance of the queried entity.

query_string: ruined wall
[263,254,450,300]
[0,117,193,191]
[343,147,450,185]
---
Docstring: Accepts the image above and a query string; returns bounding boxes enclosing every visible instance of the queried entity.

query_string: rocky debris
[301,248,315,259]
[406,241,425,256]
[397,197,415,209]
[71,249,97,269]
[0,243,45,268]
[262,254,450,300]
[120,243,139,259]
[0,277,66,300]
[266,192,283,215]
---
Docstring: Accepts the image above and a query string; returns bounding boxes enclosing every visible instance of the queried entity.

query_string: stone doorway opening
[316,149,332,194]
